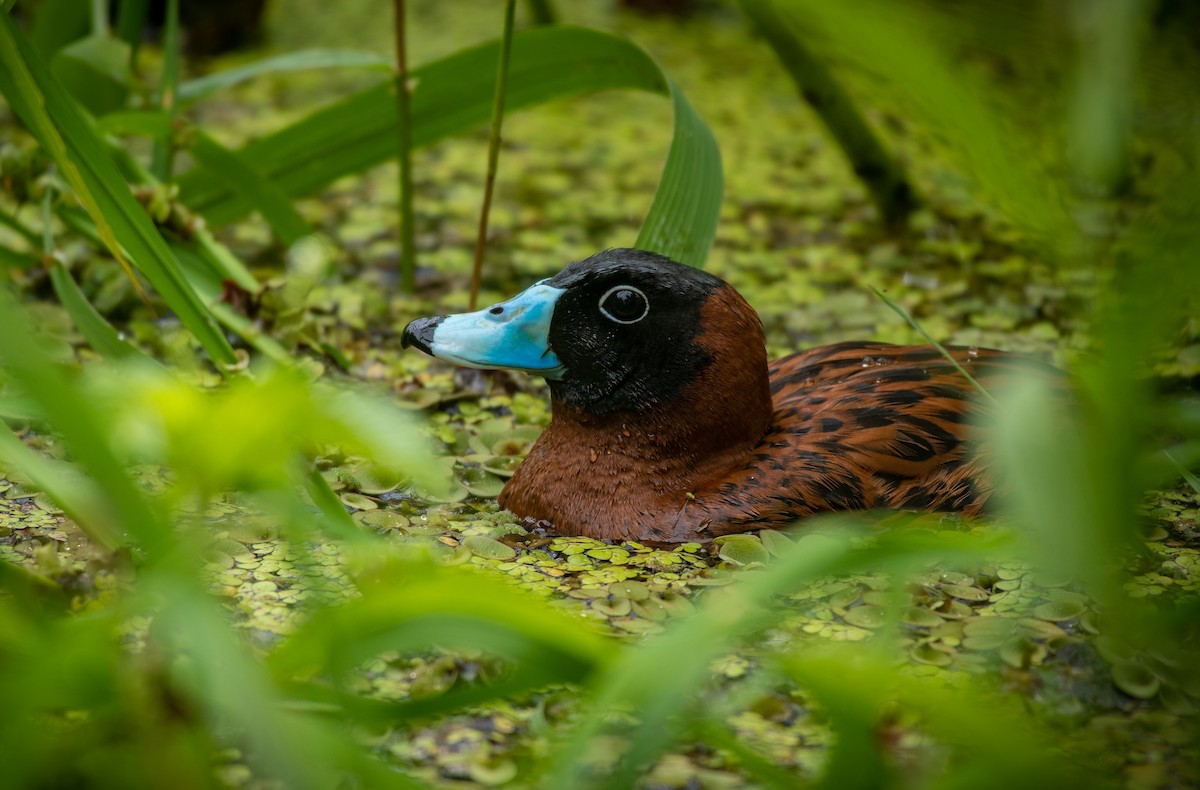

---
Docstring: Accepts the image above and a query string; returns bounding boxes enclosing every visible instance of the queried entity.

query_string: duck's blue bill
[402,282,567,379]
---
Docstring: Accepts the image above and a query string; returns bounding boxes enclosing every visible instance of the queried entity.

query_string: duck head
[403,248,770,417]
[402,248,774,538]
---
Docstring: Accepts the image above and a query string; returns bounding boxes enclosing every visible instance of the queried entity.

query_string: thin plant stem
[91,0,108,36]
[392,0,417,292]
[151,0,180,182]
[870,286,998,406]
[469,0,518,310]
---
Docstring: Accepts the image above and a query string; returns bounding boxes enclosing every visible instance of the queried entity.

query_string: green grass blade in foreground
[545,524,1011,787]
[0,244,39,269]
[0,424,118,550]
[148,574,431,790]
[0,287,163,553]
[114,0,149,61]
[94,109,173,138]
[0,15,237,367]
[189,131,314,245]
[177,27,722,267]
[739,0,916,226]
[178,49,392,105]
[270,561,616,708]
[779,0,1072,249]
[782,648,1102,789]
[304,466,376,545]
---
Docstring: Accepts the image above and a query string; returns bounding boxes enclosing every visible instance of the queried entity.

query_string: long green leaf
[178,49,392,105]
[178,27,722,267]
[94,109,173,138]
[0,14,237,368]
[49,262,154,364]
[633,81,722,267]
[189,131,314,245]
[271,561,616,690]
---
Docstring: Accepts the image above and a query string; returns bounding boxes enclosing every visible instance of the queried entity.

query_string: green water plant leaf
[715,535,770,566]
[463,534,517,561]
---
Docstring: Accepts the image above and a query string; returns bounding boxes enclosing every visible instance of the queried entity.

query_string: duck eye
[598,285,649,324]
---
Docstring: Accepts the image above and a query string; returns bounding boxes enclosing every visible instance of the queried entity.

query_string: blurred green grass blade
[778,0,1073,248]
[0,550,67,601]
[0,14,238,368]
[0,287,163,552]
[42,185,151,364]
[170,241,288,361]
[151,577,353,790]
[782,648,1104,788]
[187,223,262,293]
[177,49,393,105]
[633,82,721,266]
[304,466,372,544]
[0,244,39,269]
[392,0,418,290]
[467,0,517,305]
[548,531,858,787]
[177,27,722,265]
[49,261,155,364]
[114,0,150,60]
[738,0,916,227]
[50,33,132,117]
[992,375,1118,604]
[1068,0,1146,192]
[271,564,615,684]
[28,0,89,56]
[0,423,119,550]
[0,209,40,247]
[547,525,1007,787]
[95,109,173,138]
[189,131,314,245]
[695,720,800,789]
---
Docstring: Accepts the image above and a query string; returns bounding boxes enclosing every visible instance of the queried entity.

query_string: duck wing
[678,341,1065,538]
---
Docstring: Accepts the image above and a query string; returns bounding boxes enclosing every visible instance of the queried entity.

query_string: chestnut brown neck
[547,284,771,475]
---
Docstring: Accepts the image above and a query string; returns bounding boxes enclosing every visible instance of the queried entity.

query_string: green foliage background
[1,0,1199,788]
